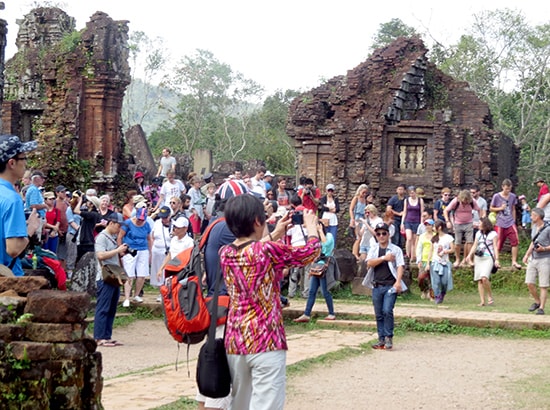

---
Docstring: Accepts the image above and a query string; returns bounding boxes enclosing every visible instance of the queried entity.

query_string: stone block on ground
[25,290,90,323]
[351,277,371,296]
[0,276,50,295]
[334,248,356,282]
[25,322,87,343]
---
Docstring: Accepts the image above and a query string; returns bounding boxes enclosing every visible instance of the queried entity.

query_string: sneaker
[134,296,143,303]
[293,314,310,323]
[385,336,393,350]
[528,302,541,312]
[535,308,545,315]
[371,340,385,350]
[156,295,162,303]
[122,299,130,308]
[324,314,336,320]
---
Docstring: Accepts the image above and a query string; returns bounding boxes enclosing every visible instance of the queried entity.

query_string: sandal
[477,303,485,307]
[512,263,522,270]
[97,340,118,347]
[487,298,494,306]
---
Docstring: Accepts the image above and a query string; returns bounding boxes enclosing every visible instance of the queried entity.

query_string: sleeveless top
[354,199,366,220]
[404,198,421,223]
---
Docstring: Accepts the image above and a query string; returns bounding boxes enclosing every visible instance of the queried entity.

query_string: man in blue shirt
[0,135,40,276]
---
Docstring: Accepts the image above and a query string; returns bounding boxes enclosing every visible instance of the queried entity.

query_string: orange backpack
[160,246,210,344]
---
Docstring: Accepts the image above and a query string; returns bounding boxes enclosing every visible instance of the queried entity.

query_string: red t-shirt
[298,187,321,212]
[538,184,549,201]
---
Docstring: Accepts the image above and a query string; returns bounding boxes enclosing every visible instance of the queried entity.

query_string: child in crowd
[519,195,531,229]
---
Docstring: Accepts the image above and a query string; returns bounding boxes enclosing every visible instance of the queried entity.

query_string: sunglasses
[375,231,388,237]
[170,201,177,205]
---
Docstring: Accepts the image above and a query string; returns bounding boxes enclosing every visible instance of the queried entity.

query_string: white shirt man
[158,170,186,209]
[157,148,177,177]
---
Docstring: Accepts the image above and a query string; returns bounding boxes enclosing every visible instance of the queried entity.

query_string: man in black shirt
[364,222,406,350]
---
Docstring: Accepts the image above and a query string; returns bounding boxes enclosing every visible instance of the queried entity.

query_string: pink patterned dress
[220,237,320,355]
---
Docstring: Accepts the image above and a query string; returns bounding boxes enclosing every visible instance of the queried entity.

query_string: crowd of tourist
[3,136,550,409]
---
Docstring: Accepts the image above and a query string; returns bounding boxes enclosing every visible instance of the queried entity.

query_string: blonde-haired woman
[349,184,369,259]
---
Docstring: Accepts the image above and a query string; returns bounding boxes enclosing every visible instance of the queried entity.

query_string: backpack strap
[199,217,225,250]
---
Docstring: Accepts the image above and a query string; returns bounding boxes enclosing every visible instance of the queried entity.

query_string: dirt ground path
[98,319,550,409]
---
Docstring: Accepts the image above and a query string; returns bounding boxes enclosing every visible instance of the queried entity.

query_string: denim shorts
[404,222,420,232]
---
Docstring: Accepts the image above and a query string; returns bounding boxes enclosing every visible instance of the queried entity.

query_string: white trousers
[227,350,286,410]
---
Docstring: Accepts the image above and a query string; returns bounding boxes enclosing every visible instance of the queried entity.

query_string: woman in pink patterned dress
[219,194,320,410]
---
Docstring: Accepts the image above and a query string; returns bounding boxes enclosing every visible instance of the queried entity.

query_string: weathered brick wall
[0,279,102,409]
[287,37,518,220]
[2,7,131,190]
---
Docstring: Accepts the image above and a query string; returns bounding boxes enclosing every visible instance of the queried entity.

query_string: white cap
[173,217,189,228]
[326,184,336,191]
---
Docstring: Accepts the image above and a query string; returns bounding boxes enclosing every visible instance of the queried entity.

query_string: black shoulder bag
[196,263,231,398]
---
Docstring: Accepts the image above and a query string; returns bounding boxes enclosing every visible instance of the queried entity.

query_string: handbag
[98,232,128,286]
[101,263,128,287]
[309,261,328,277]
[196,265,231,398]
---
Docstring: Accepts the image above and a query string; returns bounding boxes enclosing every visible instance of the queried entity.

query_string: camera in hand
[291,211,303,225]
[125,247,138,257]
[534,242,542,250]
[474,249,484,257]
[304,188,311,195]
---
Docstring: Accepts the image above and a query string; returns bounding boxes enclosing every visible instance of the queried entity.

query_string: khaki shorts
[525,258,550,288]
[454,223,473,244]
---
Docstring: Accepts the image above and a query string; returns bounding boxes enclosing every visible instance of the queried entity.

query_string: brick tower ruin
[286,37,518,210]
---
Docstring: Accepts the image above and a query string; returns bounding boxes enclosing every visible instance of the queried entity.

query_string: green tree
[437,9,550,193]
[370,18,419,51]
[245,89,300,173]
[155,49,264,161]
[123,31,168,131]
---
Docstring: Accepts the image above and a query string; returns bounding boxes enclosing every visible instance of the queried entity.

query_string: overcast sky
[2,1,548,94]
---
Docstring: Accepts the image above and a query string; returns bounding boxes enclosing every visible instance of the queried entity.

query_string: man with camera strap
[522,207,550,315]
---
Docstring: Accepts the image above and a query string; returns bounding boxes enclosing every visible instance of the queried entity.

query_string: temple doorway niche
[302,141,334,188]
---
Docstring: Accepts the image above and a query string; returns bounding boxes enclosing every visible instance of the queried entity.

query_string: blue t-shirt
[25,184,45,218]
[121,219,151,250]
[0,179,28,276]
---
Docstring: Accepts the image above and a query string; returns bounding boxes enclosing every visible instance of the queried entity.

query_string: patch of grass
[287,344,372,378]
[150,397,196,410]
[509,365,550,408]
[396,318,550,339]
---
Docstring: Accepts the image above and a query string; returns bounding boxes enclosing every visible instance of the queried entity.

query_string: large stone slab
[25,322,87,343]
[24,290,90,323]
[0,276,50,295]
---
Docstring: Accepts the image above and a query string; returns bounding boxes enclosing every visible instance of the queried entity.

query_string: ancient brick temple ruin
[1,7,131,189]
[0,279,101,408]
[287,37,518,209]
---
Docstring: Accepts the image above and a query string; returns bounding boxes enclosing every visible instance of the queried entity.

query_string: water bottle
[387,286,397,294]
[32,253,38,269]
